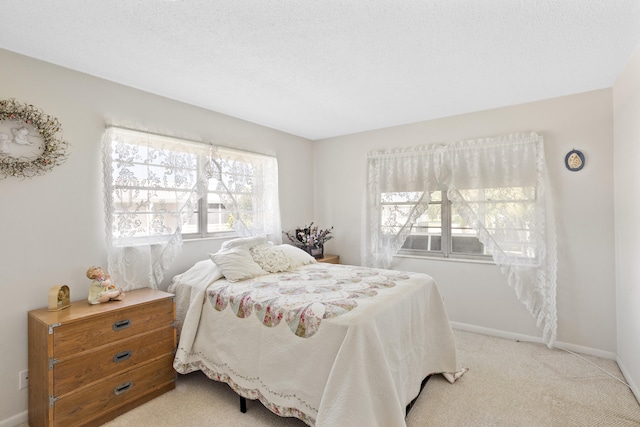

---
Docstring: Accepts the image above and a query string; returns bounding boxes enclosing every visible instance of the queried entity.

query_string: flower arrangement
[0,98,69,179]
[284,222,334,257]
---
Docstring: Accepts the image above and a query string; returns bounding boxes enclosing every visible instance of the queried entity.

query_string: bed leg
[240,396,247,413]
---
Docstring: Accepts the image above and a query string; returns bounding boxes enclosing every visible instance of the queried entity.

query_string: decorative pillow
[220,235,268,251]
[250,243,291,273]
[209,246,267,282]
[276,244,317,268]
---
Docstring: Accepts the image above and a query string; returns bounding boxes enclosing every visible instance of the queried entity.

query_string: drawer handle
[114,381,133,396]
[112,319,131,331]
[113,350,132,363]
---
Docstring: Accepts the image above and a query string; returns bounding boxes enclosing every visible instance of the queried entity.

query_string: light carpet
[94,329,640,426]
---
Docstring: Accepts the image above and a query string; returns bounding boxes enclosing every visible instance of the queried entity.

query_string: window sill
[394,253,496,265]
[182,234,237,243]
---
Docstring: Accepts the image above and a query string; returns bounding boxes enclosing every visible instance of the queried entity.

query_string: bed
[170,237,464,426]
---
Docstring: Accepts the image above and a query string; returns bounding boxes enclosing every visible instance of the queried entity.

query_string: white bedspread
[171,262,461,427]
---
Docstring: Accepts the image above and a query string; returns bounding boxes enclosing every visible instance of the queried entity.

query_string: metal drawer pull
[112,319,131,331]
[114,381,133,396]
[113,350,132,363]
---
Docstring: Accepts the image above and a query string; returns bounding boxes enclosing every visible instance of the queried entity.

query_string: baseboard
[617,356,640,405]
[0,410,27,427]
[450,321,617,360]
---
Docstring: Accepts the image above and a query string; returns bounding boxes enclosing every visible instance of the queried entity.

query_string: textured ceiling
[1,1,639,140]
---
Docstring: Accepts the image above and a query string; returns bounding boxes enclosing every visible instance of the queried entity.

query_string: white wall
[0,48,314,425]
[613,44,640,401]
[314,89,617,354]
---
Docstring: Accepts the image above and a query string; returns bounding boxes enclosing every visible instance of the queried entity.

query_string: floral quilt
[172,262,463,427]
[208,264,412,338]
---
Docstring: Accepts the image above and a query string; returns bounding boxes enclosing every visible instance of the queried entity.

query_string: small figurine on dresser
[86,266,125,304]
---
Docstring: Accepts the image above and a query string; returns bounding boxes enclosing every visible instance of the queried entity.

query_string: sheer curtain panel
[102,127,281,290]
[210,146,281,242]
[362,133,558,346]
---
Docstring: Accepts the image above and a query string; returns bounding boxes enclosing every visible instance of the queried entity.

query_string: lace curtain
[211,146,282,242]
[362,133,558,346]
[102,127,280,290]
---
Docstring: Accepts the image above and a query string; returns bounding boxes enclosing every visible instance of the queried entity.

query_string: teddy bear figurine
[86,266,125,304]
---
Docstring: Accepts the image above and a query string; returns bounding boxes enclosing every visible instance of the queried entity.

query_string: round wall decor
[0,98,69,179]
[565,149,585,172]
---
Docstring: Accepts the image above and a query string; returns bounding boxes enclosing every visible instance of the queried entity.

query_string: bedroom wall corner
[613,42,640,404]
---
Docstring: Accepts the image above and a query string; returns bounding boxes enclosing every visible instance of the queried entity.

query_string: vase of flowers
[284,222,334,258]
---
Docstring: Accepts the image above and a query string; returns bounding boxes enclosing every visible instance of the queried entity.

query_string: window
[389,187,536,260]
[182,155,256,238]
[104,127,280,246]
[106,134,203,244]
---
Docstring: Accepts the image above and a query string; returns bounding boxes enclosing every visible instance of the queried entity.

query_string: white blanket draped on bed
[171,261,462,427]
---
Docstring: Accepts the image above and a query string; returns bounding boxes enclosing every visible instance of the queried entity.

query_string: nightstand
[28,288,176,427]
[317,254,340,264]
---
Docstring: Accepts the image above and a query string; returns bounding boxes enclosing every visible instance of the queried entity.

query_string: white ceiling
[1,1,639,140]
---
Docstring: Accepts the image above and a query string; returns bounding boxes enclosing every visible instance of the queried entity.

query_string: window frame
[181,194,238,240]
[181,151,266,240]
[396,191,490,261]
[394,186,538,262]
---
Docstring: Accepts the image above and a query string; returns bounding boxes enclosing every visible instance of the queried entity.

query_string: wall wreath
[0,98,69,179]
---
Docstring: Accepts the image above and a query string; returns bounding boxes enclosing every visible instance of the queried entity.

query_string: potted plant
[284,222,334,258]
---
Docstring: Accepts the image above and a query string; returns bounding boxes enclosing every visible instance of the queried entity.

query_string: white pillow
[220,235,268,251]
[250,243,291,273]
[209,246,267,282]
[277,244,317,268]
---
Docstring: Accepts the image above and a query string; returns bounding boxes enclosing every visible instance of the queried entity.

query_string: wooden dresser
[28,288,176,427]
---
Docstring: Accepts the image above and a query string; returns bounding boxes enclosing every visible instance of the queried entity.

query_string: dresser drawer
[52,298,174,359]
[53,354,176,427]
[53,326,175,396]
